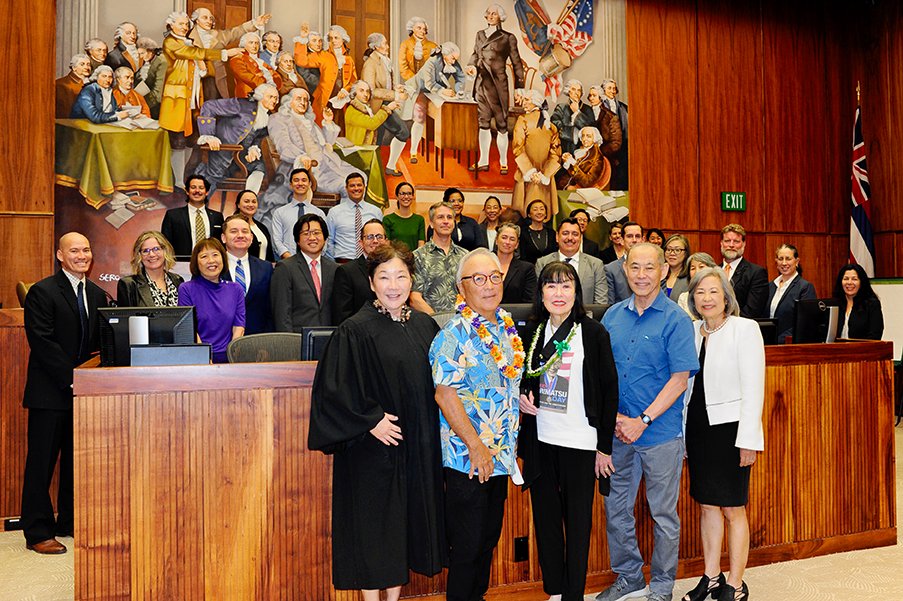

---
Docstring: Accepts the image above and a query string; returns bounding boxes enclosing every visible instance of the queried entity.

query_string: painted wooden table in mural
[54,119,174,209]
[425,94,479,179]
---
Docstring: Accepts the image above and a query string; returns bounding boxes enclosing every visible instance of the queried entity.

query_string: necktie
[235,259,247,294]
[297,201,306,221]
[564,257,572,264]
[77,281,89,358]
[724,263,732,279]
[310,259,322,301]
[194,208,205,243]
[354,203,363,258]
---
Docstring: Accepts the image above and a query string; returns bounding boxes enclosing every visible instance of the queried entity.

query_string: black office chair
[227,333,303,363]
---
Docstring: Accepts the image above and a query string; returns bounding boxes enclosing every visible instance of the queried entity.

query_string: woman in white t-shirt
[518,261,619,601]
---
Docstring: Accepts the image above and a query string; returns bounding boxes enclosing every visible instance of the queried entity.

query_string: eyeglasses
[140,246,162,256]
[363,234,386,241]
[461,271,503,286]
[397,192,414,197]
[299,230,323,238]
[664,247,686,254]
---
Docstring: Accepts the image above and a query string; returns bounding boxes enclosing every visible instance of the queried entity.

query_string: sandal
[682,572,725,601]
[717,581,749,601]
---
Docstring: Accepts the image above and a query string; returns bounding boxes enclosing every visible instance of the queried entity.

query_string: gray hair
[113,66,135,80]
[497,222,521,238]
[601,78,619,93]
[89,65,113,82]
[524,88,545,108]
[136,37,160,51]
[308,30,322,40]
[84,38,107,52]
[579,126,603,146]
[69,53,90,69]
[367,33,387,50]
[252,83,278,101]
[485,4,508,21]
[405,16,428,36]
[166,11,189,30]
[275,50,294,67]
[588,84,603,97]
[279,87,311,114]
[113,22,138,45]
[240,32,261,48]
[351,80,370,98]
[428,200,454,222]
[687,267,740,320]
[563,79,583,96]
[189,8,211,22]
[328,25,350,44]
[687,251,718,270]
[440,42,460,57]
[626,241,665,265]
[456,248,502,285]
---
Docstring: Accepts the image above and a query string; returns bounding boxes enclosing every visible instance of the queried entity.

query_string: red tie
[310,258,321,301]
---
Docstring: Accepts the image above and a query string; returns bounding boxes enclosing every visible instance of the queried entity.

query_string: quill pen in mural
[514,0,594,96]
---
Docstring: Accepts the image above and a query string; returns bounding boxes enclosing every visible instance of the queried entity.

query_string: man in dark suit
[271,214,337,331]
[21,232,108,554]
[602,78,629,191]
[569,208,601,258]
[160,174,225,258]
[535,218,608,305]
[720,223,769,318]
[332,219,389,324]
[220,214,273,334]
[605,221,644,305]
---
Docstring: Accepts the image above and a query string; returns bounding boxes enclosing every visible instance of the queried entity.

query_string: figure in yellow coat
[343,81,401,146]
[511,89,561,217]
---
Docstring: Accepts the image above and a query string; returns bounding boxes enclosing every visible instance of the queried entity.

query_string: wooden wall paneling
[873,232,899,279]
[625,1,700,232]
[0,215,54,310]
[762,1,829,234]
[696,0,766,233]
[0,311,28,521]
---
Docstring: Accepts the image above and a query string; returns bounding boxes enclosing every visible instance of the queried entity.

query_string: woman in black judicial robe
[308,243,446,598]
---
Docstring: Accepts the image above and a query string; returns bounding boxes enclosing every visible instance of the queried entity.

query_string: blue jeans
[604,436,684,596]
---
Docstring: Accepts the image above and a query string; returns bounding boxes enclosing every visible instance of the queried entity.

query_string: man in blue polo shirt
[597,242,698,601]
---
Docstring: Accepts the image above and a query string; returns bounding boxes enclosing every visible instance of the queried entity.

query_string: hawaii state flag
[850,104,875,277]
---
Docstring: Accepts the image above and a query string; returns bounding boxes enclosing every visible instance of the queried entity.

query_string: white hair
[190,7,212,22]
[308,30,322,39]
[563,79,583,96]
[485,4,508,22]
[113,66,134,80]
[252,83,278,101]
[367,33,386,50]
[84,38,107,52]
[440,42,460,57]
[166,11,189,30]
[275,50,294,66]
[113,22,137,45]
[328,25,350,44]
[602,79,619,93]
[580,126,603,146]
[456,248,502,285]
[524,88,545,107]
[351,80,370,98]
[405,16,428,36]
[69,53,90,69]
[136,37,160,51]
[240,32,261,47]
[279,87,311,115]
[89,65,114,82]
[588,84,603,97]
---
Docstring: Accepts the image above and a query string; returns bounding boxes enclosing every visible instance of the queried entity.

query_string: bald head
[57,232,92,276]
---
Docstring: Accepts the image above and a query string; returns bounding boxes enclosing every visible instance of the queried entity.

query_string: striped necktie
[235,259,247,294]
[354,203,363,258]
[194,208,205,243]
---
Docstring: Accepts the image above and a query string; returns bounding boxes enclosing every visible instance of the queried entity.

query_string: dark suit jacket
[767,275,817,342]
[599,245,619,265]
[501,259,537,304]
[728,258,769,318]
[517,316,619,495]
[222,255,273,334]
[838,296,884,340]
[23,270,108,410]
[605,256,631,305]
[270,253,336,332]
[116,270,185,307]
[581,238,600,259]
[249,218,276,263]
[161,205,225,258]
[332,256,375,324]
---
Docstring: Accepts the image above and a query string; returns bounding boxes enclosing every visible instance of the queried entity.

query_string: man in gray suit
[605,221,644,305]
[536,218,608,305]
[270,214,337,331]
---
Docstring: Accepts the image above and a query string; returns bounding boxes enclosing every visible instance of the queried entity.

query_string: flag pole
[857,80,861,105]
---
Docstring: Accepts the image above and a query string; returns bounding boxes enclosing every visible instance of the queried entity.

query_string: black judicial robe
[309,302,446,589]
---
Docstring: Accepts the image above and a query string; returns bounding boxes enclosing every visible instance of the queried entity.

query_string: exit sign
[721,192,747,212]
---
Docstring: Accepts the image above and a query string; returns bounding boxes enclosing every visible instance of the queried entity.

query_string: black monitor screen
[302,327,336,361]
[792,298,841,344]
[99,306,196,366]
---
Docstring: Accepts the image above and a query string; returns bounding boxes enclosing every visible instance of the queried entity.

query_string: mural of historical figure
[512,89,561,216]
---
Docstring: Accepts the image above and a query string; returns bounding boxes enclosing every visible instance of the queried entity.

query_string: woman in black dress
[519,199,557,263]
[833,262,884,340]
[681,267,764,601]
[309,242,445,601]
[495,223,536,304]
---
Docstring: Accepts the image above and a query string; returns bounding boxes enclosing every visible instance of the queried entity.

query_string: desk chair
[227,332,303,363]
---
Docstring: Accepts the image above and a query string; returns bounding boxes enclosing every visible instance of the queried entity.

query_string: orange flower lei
[456,295,525,379]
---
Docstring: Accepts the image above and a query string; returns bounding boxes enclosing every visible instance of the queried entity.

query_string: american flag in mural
[849,104,875,277]
[548,0,595,57]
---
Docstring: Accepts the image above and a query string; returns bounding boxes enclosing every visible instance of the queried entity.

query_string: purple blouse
[178,276,246,361]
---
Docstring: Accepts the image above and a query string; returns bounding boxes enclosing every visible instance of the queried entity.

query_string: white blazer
[686,316,765,451]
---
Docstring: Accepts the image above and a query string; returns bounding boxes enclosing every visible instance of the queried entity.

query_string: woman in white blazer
[680,267,764,601]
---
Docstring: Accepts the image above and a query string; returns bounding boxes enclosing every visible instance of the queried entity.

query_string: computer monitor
[301,327,335,361]
[99,306,196,366]
[792,298,841,344]
[752,318,779,345]
[500,304,535,338]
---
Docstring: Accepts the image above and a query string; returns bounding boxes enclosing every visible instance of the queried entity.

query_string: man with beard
[161,174,225,258]
[720,223,769,318]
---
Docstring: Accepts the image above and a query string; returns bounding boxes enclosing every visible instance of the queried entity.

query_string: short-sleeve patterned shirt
[413,241,468,313]
[430,311,522,477]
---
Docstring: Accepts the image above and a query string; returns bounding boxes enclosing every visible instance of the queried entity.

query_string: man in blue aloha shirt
[430,248,525,601]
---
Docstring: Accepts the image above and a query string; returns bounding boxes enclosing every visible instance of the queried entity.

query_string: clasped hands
[614,413,647,444]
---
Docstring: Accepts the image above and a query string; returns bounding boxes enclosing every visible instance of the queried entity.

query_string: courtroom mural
[54,0,628,294]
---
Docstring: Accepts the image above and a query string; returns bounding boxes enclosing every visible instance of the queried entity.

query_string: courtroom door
[187,0,252,30]
[334,0,390,67]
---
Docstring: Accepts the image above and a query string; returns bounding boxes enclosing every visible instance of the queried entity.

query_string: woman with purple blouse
[178,238,245,363]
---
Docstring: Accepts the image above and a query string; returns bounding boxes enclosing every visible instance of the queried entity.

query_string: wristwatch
[640,413,652,425]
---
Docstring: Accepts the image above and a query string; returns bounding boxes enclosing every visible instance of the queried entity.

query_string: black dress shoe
[468,163,489,172]
[410,156,418,164]
[682,573,725,601]
[717,581,748,601]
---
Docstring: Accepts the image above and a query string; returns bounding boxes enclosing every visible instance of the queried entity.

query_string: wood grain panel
[874,232,900,278]
[70,343,894,599]
[696,0,766,232]
[626,0,699,232]
[0,310,28,521]
[762,1,829,234]
[0,215,54,310]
